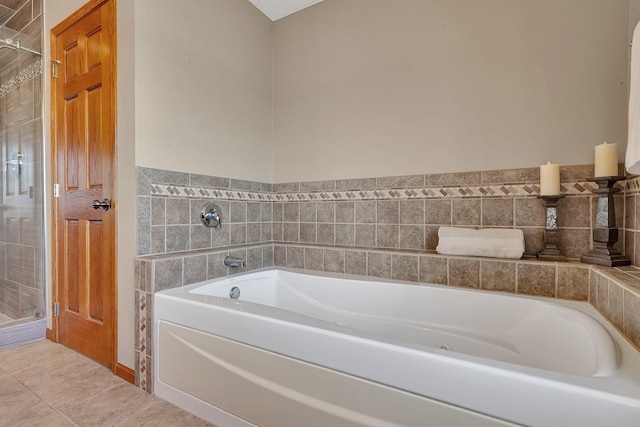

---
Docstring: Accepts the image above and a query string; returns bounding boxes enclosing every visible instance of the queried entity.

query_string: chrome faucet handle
[201,202,222,228]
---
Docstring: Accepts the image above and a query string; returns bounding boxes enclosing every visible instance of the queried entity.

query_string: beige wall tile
[336,178,376,191]
[336,202,355,223]
[392,255,419,282]
[335,224,355,246]
[345,251,367,276]
[304,247,323,271]
[368,252,392,278]
[377,200,399,224]
[282,223,298,242]
[558,197,590,228]
[482,168,538,184]
[377,175,424,189]
[482,198,514,227]
[399,200,424,224]
[317,202,335,223]
[557,266,589,301]
[426,172,481,187]
[425,199,451,225]
[355,201,376,224]
[419,256,447,284]
[317,223,335,245]
[515,198,545,227]
[449,259,480,289]
[274,245,286,266]
[557,229,591,259]
[480,261,516,293]
[517,264,555,297]
[355,224,376,247]
[286,246,304,269]
[283,202,299,222]
[609,281,624,331]
[299,223,317,244]
[376,225,399,248]
[452,199,481,226]
[399,225,424,250]
[623,289,640,349]
[324,249,345,273]
[230,224,248,245]
[300,202,317,222]
[229,201,247,223]
[207,253,228,279]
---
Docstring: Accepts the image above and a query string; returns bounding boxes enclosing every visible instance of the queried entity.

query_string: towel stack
[628,21,640,174]
[436,227,525,259]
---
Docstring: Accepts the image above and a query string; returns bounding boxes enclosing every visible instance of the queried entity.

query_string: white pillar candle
[540,161,560,196]
[594,142,618,177]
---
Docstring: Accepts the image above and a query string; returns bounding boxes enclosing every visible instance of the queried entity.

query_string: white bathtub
[153,268,640,427]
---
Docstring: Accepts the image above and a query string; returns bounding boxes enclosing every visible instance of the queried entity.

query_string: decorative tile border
[135,289,149,391]
[0,59,42,97]
[623,176,640,194]
[149,181,599,202]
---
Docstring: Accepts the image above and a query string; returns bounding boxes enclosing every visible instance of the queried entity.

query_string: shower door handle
[92,198,111,211]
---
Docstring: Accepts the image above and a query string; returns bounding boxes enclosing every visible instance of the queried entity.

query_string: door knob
[92,198,111,211]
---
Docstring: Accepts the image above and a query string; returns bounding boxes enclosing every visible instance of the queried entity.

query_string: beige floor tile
[61,382,159,426]
[0,340,209,427]
[15,350,108,390]
[0,377,49,424]
[13,414,76,427]
[113,400,213,427]
[28,363,127,410]
[0,399,68,427]
[0,340,80,373]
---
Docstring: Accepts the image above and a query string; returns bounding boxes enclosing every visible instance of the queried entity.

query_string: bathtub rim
[153,267,640,427]
[186,267,618,377]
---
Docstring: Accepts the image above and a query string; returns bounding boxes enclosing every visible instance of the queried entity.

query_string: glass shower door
[0,1,45,343]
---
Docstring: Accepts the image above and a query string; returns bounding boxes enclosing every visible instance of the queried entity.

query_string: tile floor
[0,339,215,426]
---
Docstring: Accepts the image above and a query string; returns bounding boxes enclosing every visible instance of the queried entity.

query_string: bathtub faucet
[223,255,246,268]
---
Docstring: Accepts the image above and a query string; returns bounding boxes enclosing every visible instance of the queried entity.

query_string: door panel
[51,0,116,369]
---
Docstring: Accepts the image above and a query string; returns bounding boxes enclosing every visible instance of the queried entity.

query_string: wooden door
[51,0,116,369]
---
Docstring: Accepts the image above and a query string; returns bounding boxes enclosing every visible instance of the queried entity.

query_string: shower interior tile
[6,244,35,287]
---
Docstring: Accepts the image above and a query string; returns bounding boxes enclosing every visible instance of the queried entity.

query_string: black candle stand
[581,176,631,267]
[537,195,567,262]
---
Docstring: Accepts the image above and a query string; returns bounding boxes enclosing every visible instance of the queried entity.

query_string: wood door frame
[50,0,118,373]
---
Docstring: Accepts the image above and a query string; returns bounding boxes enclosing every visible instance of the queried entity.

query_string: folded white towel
[628,21,640,174]
[436,227,525,259]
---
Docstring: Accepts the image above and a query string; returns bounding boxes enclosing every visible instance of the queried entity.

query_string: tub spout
[223,255,246,268]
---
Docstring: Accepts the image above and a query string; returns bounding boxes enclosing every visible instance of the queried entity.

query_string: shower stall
[0,0,45,348]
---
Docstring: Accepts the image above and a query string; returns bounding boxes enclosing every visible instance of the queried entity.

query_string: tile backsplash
[137,165,617,259]
[134,164,640,391]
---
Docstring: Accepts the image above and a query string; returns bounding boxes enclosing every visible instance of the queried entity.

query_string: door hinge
[53,302,59,317]
[50,60,61,79]
[53,183,60,198]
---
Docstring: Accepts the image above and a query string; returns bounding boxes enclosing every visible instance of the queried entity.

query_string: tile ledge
[591,265,640,296]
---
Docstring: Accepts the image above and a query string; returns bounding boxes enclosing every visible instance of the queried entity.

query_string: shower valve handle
[92,198,111,211]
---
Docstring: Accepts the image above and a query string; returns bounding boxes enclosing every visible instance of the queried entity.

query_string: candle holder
[581,176,631,267]
[537,195,567,262]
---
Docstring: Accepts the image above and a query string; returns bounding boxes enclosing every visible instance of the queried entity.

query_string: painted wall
[273,0,630,182]
[115,0,137,372]
[134,0,273,183]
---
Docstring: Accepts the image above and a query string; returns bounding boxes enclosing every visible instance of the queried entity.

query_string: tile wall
[135,164,639,391]
[0,0,42,321]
